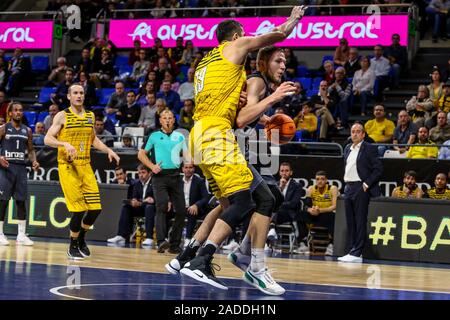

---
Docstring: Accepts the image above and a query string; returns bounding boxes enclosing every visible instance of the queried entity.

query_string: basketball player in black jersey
[167,46,295,295]
[0,102,39,246]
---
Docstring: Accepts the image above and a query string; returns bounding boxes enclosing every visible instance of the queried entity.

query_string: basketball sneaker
[165,245,198,275]
[16,234,34,246]
[227,250,251,272]
[78,237,90,258]
[325,243,334,256]
[0,234,9,246]
[67,239,84,260]
[243,268,285,296]
[180,255,228,290]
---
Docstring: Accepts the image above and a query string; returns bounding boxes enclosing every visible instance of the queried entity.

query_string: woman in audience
[427,67,445,109]
[136,81,157,107]
[352,56,375,116]
[159,70,180,92]
[406,85,434,128]
[322,60,335,85]
[179,40,198,65]
[91,48,115,88]
[333,38,350,67]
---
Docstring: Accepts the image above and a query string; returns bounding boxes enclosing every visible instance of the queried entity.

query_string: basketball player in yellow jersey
[181,6,308,289]
[44,84,120,260]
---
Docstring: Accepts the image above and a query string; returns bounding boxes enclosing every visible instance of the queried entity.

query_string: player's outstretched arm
[92,135,120,165]
[225,6,307,65]
[44,111,77,159]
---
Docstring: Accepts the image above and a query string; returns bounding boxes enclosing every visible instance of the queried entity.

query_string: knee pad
[83,209,101,226]
[268,184,284,213]
[15,200,26,220]
[220,190,254,229]
[252,182,275,217]
[70,212,84,233]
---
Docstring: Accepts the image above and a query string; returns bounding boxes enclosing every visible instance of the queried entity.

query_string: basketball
[264,114,296,145]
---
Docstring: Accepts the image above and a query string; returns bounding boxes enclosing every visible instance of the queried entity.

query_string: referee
[138,109,190,254]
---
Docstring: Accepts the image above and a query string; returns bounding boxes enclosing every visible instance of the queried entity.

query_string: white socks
[250,248,266,272]
[238,234,252,256]
[18,220,26,236]
[0,221,4,235]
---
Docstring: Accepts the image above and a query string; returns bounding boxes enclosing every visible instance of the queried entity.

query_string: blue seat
[24,111,37,127]
[31,56,49,72]
[38,87,56,104]
[311,77,323,91]
[37,111,48,123]
[180,65,190,77]
[294,77,312,90]
[96,88,115,105]
[119,65,133,75]
[296,66,309,77]
[115,55,129,68]
[92,106,105,111]
[106,113,118,125]
[321,55,334,65]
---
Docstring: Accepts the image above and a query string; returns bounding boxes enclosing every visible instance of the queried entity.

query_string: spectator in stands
[351,56,375,116]
[226,0,244,17]
[406,126,439,158]
[297,170,338,255]
[145,70,158,88]
[154,98,169,129]
[179,40,198,66]
[43,104,59,131]
[426,0,450,42]
[333,38,350,67]
[393,110,418,154]
[364,104,396,156]
[424,173,450,199]
[111,166,132,186]
[285,81,307,117]
[0,58,7,90]
[181,162,211,247]
[429,111,450,144]
[0,50,6,68]
[293,101,318,139]
[284,48,298,79]
[106,81,127,115]
[169,37,185,63]
[74,48,93,75]
[151,0,167,18]
[322,60,335,85]
[136,81,156,107]
[0,115,4,126]
[154,57,171,87]
[245,57,257,76]
[178,99,194,131]
[439,80,450,114]
[128,40,142,66]
[406,85,434,128]
[94,117,114,147]
[51,68,75,108]
[121,133,136,149]
[148,38,163,61]
[428,67,445,110]
[344,47,361,78]
[267,162,303,248]
[91,48,115,88]
[310,80,336,141]
[139,92,157,134]
[127,49,150,84]
[191,51,204,70]
[6,48,30,96]
[328,66,352,129]
[0,89,8,121]
[160,70,180,93]
[78,71,97,108]
[391,170,424,199]
[157,80,181,114]
[384,33,408,88]
[84,37,117,71]
[107,164,156,245]
[167,0,182,18]
[116,90,141,127]
[178,67,195,101]
[370,45,391,102]
[47,57,68,87]
[32,122,46,146]
[438,138,450,159]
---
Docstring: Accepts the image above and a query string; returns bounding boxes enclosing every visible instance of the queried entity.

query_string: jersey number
[194,66,207,95]
[16,140,19,149]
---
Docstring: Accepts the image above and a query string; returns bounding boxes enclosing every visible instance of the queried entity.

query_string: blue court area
[0,259,449,300]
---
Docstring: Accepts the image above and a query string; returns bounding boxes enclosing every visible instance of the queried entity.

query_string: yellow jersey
[311,184,333,209]
[57,107,95,165]
[193,41,246,125]
[364,118,395,143]
[392,185,421,199]
[425,187,450,200]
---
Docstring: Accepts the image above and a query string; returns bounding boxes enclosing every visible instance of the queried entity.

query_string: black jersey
[1,122,29,165]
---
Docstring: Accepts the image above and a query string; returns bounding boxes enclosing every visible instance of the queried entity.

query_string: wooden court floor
[0,240,449,300]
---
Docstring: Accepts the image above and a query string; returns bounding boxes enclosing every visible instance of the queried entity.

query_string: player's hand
[32,160,40,171]
[0,156,9,168]
[131,199,141,207]
[108,149,120,165]
[259,114,271,126]
[144,197,154,204]
[273,81,296,102]
[64,142,77,161]
[187,204,198,216]
[167,201,172,212]
[151,163,162,174]
[290,5,308,20]
[238,90,247,109]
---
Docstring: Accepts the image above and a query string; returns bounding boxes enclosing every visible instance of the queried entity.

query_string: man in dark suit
[339,123,383,263]
[181,163,211,247]
[267,162,303,246]
[107,164,155,245]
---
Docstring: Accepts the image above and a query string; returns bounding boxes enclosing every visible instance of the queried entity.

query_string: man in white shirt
[339,123,383,263]
[178,68,195,101]
[370,45,391,103]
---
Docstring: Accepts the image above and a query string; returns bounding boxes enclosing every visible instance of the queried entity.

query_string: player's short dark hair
[115,166,126,173]
[216,20,243,43]
[316,170,327,178]
[404,170,417,178]
[280,162,292,170]
[137,163,150,172]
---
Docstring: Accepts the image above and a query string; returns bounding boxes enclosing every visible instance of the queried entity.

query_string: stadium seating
[96,88,115,105]
[31,56,49,73]
[38,87,56,104]
[24,111,37,131]
[37,111,48,123]
[294,77,312,91]
[296,66,309,77]
[321,55,334,65]
[115,55,129,68]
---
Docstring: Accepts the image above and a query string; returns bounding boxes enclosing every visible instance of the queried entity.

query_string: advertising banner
[0,21,54,49]
[109,15,408,48]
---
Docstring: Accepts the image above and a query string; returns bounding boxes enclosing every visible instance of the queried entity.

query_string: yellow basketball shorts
[58,162,102,212]
[190,118,253,198]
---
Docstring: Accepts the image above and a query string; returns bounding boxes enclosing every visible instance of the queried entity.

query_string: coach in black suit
[107,164,155,244]
[339,123,383,263]
[181,163,211,243]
